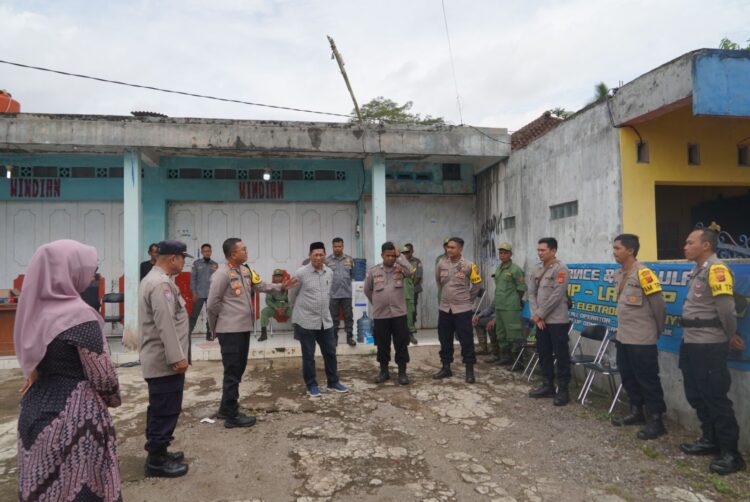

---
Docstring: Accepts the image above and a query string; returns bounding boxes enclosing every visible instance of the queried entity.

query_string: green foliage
[548,107,574,119]
[353,96,446,125]
[719,37,750,50]
[594,82,610,101]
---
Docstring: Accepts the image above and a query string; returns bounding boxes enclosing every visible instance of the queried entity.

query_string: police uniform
[364,254,413,384]
[528,259,571,402]
[188,256,218,337]
[612,262,667,437]
[679,254,744,473]
[492,243,527,364]
[326,253,355,345]
[260,269,293,334]
[207,263,282,422]
[434,255,483,382]
[138,240,191,476]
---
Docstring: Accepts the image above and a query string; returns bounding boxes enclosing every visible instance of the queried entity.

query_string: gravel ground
[0,345,748,501]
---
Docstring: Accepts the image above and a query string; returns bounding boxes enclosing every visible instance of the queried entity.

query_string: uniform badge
[708,264,733,296]
[345,258,352,265]
[163,287,174,302]
[556,270,566,284]
[628,295,637,303]
[229,272,239,278]
[235,289,242,296]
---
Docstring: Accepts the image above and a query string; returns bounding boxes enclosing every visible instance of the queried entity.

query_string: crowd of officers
[136,226,745,478]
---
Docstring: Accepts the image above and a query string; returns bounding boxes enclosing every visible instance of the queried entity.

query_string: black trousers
[413,291,420,325]
[679,342,740,452]
[145,373,185,453]
[615,341,666,415]
[437,310,476,365]
[217,331,251,417]
[536,323,571,387]
[374,315,410,366]
[329,297,354,341]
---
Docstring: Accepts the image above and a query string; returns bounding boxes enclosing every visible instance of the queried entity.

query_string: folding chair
[519,323,577,381]
[578,329,624,413]
[570,324,609,386]
[513,325,537,377]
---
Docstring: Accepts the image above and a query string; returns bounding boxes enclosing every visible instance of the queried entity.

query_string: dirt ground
[0,346,748,502]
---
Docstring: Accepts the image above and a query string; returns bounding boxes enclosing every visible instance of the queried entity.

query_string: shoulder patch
[556,269,566,284]
[708,264,733,296]
[163,286,174,302]
[638,267,663,295]
[469,263,482,284]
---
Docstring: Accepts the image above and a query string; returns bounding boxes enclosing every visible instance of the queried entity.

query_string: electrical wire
[0,58,352,119]
[466,124,512,144]
[440,0,464,125]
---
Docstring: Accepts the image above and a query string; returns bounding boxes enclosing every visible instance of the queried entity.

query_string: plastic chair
[101,292,124,324]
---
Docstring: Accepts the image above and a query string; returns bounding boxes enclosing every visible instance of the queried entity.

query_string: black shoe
[432,363,452,380]
[145,453,189,478]
[637,414,666,440]
[553,387,569,406]
[216,409,231,420]
[206,332,214,341]
[528,382,555,398]
[484,355,502,364]
[347,337,356,347]
[224,413,257,429]
[611,405,645,427]
[398,365,410,385]
[465,364,476,384]
[409,333,418,345]
[680,437,720,456]
[167,450,185,463]
[495,356,514,366]
[710,451,746,475]
[258,327,268,342]
[374,367,390,384]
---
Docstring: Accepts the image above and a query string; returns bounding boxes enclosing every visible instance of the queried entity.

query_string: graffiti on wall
[479,212,503,265]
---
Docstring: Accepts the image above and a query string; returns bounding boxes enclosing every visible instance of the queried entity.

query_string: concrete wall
[474,102,622,283]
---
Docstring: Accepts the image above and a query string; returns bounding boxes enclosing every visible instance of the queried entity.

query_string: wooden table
[0,304,17,356]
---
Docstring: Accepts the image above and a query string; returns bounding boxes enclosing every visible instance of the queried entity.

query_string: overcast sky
[2,0,749,131]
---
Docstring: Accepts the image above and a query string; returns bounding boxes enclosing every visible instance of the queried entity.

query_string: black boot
[528,381,555,398]
[710,451,746,475]
[611,405,645,426]
[553,386,570,406]
[347,336,356,347]
[637,413,666,440]
[495,349,514,366]
[167,450,185,462]
[409,333,418,345]
[225,412,257,429]
[398,364,410,385]
[145,450,189,478]
[680,436,720,456]
[374,364,390,383]
[465,364,476,384]
[258,327,268,342]
[432,363,452,379]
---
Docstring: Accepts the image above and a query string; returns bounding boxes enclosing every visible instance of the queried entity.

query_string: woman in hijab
[15,240,122,502]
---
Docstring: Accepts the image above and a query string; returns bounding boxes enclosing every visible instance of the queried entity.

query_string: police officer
[400,245,419,345]
[433,237,483,383]
[365,242,414,385]
[259,269,293,341]
[327,237,356,346]
[610,234,668,440]
[207,238,297,428]
[139,240,191,478]
[189,243,218,340]
[405,243,423,341]
[528,237,571,406]
[491,243,527,365]
[679,227,745,475]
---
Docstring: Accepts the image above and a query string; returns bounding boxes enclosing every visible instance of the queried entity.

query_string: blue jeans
[295,324,340,388]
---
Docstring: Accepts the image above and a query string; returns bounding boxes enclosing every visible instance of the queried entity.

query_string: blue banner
[523,262,750,371]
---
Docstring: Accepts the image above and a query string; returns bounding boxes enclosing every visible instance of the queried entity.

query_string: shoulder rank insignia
[469,263,482,284]
[708,264,733,296]
[638,267,662,295]
[250,269,263,285]
[556,269,566,285]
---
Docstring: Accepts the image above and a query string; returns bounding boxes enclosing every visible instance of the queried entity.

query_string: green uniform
[404,263,416,334]
[260,290,292,328]
[435,253,446,301]
[493,260,527,352]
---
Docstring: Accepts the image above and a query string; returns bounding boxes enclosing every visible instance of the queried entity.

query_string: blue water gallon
[353,258,367,281]
[356,311,372,343]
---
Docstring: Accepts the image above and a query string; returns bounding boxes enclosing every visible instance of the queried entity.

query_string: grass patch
[640,444,662,460]
[711,476,734,495]
[592,411,611,422]
[689,480,706,492]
